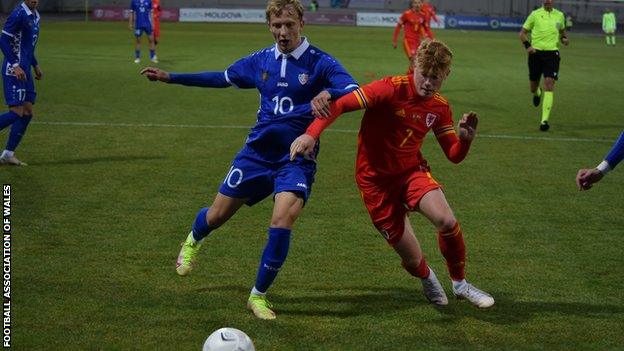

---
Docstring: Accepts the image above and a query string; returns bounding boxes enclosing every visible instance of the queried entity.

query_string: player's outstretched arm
[140,67,170,82]
[436,111,478,164]
[290,90,365,161]
[576,131,624,190]
[576,169,603,191]
[457,111,478,142]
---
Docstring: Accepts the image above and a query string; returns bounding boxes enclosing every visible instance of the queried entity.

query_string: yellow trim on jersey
[435,129,455,138]
[354,89,368,109]
[433,93,448,105]
[391,76,410,86]
[434,125,454,136]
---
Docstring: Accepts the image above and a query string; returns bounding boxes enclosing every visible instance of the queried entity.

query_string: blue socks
[6,114,32,151]
[150,50,156,59]
[135,50,140,59]
[254,227,291,294]
[191,207,212,242]
[0,111,20,130]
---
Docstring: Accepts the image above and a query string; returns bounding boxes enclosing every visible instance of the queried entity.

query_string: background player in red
[421,0,440,39]
[290,40,495,308]
[392,0,425,62]
[152,0,161,45]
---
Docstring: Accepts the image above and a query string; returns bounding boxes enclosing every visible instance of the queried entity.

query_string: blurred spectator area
[1,0,622,23]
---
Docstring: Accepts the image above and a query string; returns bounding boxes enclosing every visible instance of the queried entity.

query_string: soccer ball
[202,327,255,351]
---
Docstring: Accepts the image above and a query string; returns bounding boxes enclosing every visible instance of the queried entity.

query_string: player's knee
[433,217,457,233]
[270,214,296,229]
[9,106,24,117]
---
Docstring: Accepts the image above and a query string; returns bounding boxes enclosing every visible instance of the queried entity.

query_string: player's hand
[140,67,170,82]
[311,90,331,118]
[576,168,604,191]
[33,66,43,80]
[458,111,478,141]
[526,46,536,54]
[12,65,26,81]
[561,36,569,46]
[290,134,316,161]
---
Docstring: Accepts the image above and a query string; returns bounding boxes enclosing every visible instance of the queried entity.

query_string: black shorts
[528,50,560,81]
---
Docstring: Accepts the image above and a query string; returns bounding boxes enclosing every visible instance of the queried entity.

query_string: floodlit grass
[3,22,623,350]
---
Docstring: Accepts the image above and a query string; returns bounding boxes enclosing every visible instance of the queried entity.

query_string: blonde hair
[414,40,453,76]
[265,0,305,22]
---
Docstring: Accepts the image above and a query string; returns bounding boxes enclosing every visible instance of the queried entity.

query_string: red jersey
[421,2,439,29]
[307,76,470,176]
[393,9,425,44]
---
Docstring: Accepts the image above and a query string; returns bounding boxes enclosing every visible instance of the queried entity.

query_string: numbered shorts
[356,167,441,246]
[134,26,152,37]
[219,153,316,206]
[2,66,36,106]
[528,50,560,81]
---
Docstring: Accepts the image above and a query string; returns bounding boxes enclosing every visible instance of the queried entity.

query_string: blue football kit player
[140,0,357,320]
[576,130,624,190]
[0,0,42,166]
[129,0,157,63]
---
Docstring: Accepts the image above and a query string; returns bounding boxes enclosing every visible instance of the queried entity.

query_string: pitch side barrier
[444,15,524,31]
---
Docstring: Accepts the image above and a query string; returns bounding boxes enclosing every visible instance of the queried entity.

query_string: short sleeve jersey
[352,75,453,175]
[523,7,565,51]
[1,2,40,69]
[224,38,358,163]
[399,10,425,42]
[130,0,152,29]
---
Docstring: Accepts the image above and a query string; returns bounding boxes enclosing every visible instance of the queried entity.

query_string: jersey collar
[274,37,310,60]
[21,2,41,22]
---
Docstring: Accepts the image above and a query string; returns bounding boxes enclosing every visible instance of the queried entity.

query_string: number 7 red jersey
[307,75,471,176]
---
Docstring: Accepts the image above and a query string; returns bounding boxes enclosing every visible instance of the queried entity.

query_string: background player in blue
[576,131,624,190]
[140,0,357,320]
[0,0,42,166]
[128,0,157,63]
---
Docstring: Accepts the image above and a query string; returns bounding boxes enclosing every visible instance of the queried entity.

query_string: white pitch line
[32,121,614,143]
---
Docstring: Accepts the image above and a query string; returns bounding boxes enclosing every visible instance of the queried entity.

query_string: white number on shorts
[224,166,243,188]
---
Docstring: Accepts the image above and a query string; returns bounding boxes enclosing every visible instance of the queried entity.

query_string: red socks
[437,222,466,281]
[402,257,430,279]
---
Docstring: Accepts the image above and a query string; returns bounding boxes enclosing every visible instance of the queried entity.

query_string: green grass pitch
[2,21,624,350]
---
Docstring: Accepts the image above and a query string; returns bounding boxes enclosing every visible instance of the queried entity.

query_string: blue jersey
[0,2,40,71]
[224,38,358,163]
[130,0,152,30]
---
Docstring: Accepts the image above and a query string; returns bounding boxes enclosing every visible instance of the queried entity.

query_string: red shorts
[356,166,441,245]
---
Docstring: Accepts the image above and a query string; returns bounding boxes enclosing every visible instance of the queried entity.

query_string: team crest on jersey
[262,71,269,81]
[425,113,438,127]
[298,73,309,85]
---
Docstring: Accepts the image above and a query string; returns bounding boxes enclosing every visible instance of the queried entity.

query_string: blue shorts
[2,63,36,106]
[134,26,152,37]
[219,152,316,206]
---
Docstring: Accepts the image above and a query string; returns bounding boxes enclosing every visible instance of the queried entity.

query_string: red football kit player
[152,0,162,44]
[421,0,440,39]
[291,40,495,308]
[393,0,426,60]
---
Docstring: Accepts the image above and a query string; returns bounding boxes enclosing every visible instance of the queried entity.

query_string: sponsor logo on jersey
[298,73,309,85]
[426,113,438,127]
[277,82,289,87]
[296,183,307,189]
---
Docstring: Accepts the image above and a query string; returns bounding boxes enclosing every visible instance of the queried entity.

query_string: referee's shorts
[528,50,560,81]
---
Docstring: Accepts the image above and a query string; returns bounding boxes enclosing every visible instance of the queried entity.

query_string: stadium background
[1,0,623,25]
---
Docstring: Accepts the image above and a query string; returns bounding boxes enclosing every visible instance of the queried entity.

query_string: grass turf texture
[3,22,624,350]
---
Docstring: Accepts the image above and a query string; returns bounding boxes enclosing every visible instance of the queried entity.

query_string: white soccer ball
[202,327,255,351]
